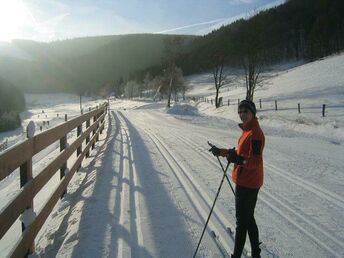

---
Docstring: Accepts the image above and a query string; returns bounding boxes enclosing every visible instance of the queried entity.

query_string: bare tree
[212,54,227,108]
[124,80,140,99]
[171,67,185,102]
[242,54,262,101]
[99,83,112,99]
[233,18,265,101]
[147,75,162,101]
[163,36,184,108]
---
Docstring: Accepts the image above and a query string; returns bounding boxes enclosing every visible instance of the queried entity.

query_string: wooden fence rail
[0,139,8,152]
[197,97,337,117]
[0,103,108,258]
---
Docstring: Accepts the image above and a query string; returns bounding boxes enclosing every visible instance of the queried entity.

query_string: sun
[0,0,31,41]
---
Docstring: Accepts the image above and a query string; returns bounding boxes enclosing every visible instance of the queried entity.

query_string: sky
[0,0,285,42]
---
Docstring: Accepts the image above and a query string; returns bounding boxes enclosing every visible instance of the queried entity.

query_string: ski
[258,242,279,258]
[211,230,231,258]
[226,227,234,238]
[226,227,252,258]
[226,227,274,257]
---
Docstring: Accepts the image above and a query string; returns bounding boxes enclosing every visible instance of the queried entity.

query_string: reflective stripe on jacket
[231,118,265,189]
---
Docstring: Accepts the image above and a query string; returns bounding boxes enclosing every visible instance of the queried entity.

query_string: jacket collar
[239,117,258,131]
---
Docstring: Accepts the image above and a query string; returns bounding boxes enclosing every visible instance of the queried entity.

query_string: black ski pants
[232,185,260,258]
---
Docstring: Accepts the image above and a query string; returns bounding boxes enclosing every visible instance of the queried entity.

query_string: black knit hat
[238,99,256,116]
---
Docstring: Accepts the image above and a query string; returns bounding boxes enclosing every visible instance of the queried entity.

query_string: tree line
[1,0,343,110]
[106,0,344,107]
[0,77,25,132]
[98,36,187,107]
[176,0,344,103]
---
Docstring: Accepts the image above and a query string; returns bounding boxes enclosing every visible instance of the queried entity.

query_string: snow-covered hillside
[187,54,344,144]
[1,54,343,258]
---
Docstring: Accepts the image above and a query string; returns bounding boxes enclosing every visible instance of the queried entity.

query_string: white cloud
[230,0,256,4]
[153,0,285,36]
[198,0,285,35]
[154,18,227,34]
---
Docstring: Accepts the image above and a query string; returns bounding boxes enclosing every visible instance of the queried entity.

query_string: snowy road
[34,103,344,258]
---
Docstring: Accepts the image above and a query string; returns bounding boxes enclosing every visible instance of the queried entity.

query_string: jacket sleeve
[240,136,264,170]
[219,148,229,157]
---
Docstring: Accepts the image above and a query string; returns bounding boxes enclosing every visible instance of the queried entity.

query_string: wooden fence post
[100,110,104,135]
[260,99,262,109]
[20,121,35,255]
[96,112,100,142]
[60,115,67,197]
[228,99,230,106]
[275,100,278,111]
[92,114,97,150]
[322,104,326,117]
[77,124,82,157]
[298,103,301,114]
[86,119,90,158]
[77,124,82,171]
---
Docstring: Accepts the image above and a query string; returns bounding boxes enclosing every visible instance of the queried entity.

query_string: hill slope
[0,34,196,93]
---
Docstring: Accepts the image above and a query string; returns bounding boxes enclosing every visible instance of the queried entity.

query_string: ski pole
[216,156,235,196]
[208,141,235,196]
[192,159,231,258]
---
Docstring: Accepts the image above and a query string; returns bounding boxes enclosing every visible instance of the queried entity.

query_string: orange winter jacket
[221,118,265,189]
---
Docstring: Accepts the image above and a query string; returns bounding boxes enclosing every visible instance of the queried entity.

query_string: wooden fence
[0,103,108,258]
[201,97,336,117]
[0,139,8,152]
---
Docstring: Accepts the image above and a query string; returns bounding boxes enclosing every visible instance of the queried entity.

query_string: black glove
[209,145,220,156]
[227,148,244,165]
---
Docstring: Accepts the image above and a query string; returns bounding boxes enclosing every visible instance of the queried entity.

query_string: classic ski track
[185,131,344,210]
[143,130,239,258]
[263,162,344,210]
[117,113,144,258]
[149,109,344,210]
[117,124,129,258]
[121,111,342,257]
[172,133,343,257]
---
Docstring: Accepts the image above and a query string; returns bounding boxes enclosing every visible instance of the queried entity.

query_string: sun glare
[0,0,31,41]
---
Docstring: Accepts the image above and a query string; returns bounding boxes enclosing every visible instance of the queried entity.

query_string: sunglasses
[238,109,249,114]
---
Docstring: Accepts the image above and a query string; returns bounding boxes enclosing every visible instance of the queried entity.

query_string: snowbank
[166,103,199,116]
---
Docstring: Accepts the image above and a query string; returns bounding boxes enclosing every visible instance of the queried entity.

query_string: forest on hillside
[0,34,195,94]
[178,0,344,74]
[0,0,343,100]
[0,77,25,132]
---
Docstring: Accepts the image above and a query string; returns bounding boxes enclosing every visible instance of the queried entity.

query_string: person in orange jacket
[209,99,265,258]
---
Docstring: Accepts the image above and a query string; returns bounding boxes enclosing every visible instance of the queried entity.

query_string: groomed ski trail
[172,132,343,257]
[35,107,344,258]
[143,129,238,257]
[122,109,343,257]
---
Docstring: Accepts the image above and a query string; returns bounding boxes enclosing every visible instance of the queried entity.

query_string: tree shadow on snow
[118,112,195,258]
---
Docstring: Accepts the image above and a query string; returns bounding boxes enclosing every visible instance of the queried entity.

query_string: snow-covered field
[1,54,344,258]
[0,94,105,149]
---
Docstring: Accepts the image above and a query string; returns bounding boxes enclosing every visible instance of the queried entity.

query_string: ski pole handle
[207,141,215,148]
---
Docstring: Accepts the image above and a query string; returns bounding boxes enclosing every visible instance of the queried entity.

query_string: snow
[166,102,199,116]
[1,54,344,258]
[19,208,36,228]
